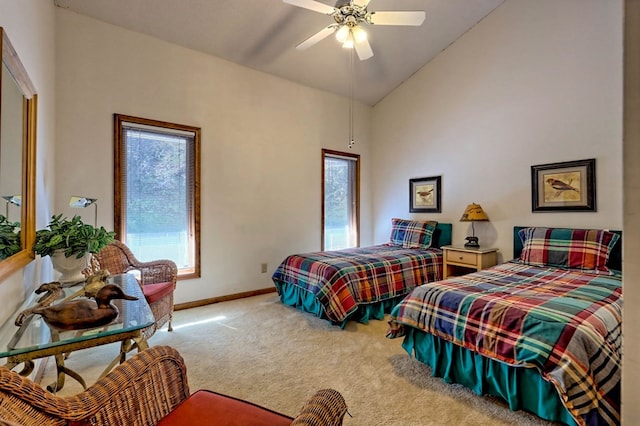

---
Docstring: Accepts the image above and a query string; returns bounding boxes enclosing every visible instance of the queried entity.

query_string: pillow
[517,227,619,273]
[389,218,438,249]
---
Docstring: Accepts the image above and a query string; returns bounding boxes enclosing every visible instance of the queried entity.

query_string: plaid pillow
[518,227,619,273]
[389,218,438,249]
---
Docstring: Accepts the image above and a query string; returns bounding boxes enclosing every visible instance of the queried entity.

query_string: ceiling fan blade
[296,25,337,50]
[354,37,373,60]
[283,0,336,15]
[369,11,426,26]
[354,0,371,7]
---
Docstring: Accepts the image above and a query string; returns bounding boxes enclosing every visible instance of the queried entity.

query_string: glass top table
[0,273,154,392]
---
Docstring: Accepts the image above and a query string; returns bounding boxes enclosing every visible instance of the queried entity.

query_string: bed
[387,226,622,426]
[272,219,452,328]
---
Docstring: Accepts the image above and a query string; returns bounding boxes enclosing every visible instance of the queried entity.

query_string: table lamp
[69,196,98,227]
[2,195,21,219]
[459,203,489,248]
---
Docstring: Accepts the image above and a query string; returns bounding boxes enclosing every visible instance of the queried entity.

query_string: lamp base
[464,236,480,248]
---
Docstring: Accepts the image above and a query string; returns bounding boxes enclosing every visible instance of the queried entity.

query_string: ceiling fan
[284,0,426,60]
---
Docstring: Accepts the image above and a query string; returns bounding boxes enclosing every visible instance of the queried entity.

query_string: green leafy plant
[33,214,115,259]
[0,215,21,260]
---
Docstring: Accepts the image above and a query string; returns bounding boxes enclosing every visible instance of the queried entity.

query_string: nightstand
[442,245,498,278]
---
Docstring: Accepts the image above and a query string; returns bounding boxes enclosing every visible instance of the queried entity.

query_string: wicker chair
[86,240,177,337]
[0,346,348,426]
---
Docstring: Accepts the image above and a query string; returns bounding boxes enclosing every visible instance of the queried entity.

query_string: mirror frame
[0,28,37,281]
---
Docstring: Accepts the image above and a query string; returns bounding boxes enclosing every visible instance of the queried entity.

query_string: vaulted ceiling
[53,0,504,105]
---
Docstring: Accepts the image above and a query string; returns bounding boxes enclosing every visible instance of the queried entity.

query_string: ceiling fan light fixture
[352,25,367,43]
[335,24,350,43]
[284,0,426,60]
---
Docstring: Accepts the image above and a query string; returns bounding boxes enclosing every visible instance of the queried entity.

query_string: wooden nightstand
[442,245,498,278]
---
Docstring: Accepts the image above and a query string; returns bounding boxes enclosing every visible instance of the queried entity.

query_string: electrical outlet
[261,263,268,273]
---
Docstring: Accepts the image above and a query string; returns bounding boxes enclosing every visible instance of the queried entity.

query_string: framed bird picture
[531,158,596,212]
[410,175,442,213]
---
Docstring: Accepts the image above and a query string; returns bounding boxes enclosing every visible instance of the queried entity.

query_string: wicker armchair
[0,346,348,426]
[86,240,177,336]
[0,346,189,425]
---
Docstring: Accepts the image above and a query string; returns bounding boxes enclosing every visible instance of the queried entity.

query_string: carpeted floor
[41,293,558,425]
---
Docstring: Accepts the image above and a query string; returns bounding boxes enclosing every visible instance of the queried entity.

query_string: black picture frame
[409,176,442,213]
[531,158,596,212]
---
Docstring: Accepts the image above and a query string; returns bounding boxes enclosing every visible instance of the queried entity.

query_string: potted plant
[0,215,21,260]
[33,214,116,283]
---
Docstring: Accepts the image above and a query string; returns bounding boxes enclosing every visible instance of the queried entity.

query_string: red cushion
[142,282,174,304]
[157,390,293,426]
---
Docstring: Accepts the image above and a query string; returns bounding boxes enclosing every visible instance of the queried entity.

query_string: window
[322,149,360,251]
[114,114,201,278]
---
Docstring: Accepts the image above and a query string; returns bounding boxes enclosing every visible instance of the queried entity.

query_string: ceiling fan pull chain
[348,47,355,149]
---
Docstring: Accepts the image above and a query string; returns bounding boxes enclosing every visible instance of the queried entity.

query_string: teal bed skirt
[402,327,577,426]
[274,280,406,329]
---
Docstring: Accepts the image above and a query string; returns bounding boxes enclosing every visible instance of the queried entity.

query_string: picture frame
[531,158,596,212]
[409,176,441,213]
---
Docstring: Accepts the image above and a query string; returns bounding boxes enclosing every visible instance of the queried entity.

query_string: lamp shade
[335,25,350,43]
[69,196,97,208]
[69,196,98,227]
[460,203,489,222]
[2,195,21,207]
[352,26,367,43]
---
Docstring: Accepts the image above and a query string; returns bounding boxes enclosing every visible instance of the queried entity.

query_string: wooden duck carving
[15,281,63,327]
[31,284,138,331]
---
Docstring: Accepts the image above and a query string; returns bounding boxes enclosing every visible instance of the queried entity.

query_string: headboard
[432,223,452,248]
[513,226,622,271]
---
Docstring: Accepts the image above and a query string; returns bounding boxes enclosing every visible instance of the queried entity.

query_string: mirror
[0,27,37,281]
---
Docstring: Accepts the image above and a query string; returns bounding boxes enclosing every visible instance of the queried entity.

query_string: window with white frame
[322,149,360,251]
[114,114,201,278]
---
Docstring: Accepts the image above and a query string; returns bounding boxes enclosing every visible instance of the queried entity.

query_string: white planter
[50,250,92,284]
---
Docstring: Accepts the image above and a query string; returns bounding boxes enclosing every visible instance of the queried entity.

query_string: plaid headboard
[432,223,452,249]
[513,226,622,271]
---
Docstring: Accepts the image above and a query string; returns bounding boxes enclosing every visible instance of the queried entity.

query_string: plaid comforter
[272,244,442,323]
[387,261,621,426]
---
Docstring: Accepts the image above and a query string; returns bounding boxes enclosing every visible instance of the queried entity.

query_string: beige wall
[54,9,373,304]
[372,0,623,260]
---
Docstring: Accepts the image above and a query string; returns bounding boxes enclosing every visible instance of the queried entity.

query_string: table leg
[134,335,149,351]
[98,336,148,379]
[47,353,65,392]
[6,345,85,393]
[46,353,87,393]
[4,358,35,376]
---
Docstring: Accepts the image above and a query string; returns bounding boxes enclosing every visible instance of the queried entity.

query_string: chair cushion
[157,389,293,426]
[142,281,174,304]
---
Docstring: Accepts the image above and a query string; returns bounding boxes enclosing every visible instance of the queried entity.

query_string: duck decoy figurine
[31,284,138,331]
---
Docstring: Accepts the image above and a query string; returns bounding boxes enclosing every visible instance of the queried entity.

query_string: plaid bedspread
[272,244,442,323]
[387,261,621,426]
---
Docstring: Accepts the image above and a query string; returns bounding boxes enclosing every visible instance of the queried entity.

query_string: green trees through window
[125,130,188,234]
[322,149,359,251]
[114,114,201,278]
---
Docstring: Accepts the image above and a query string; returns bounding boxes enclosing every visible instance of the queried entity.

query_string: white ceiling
[53,0,504,106]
